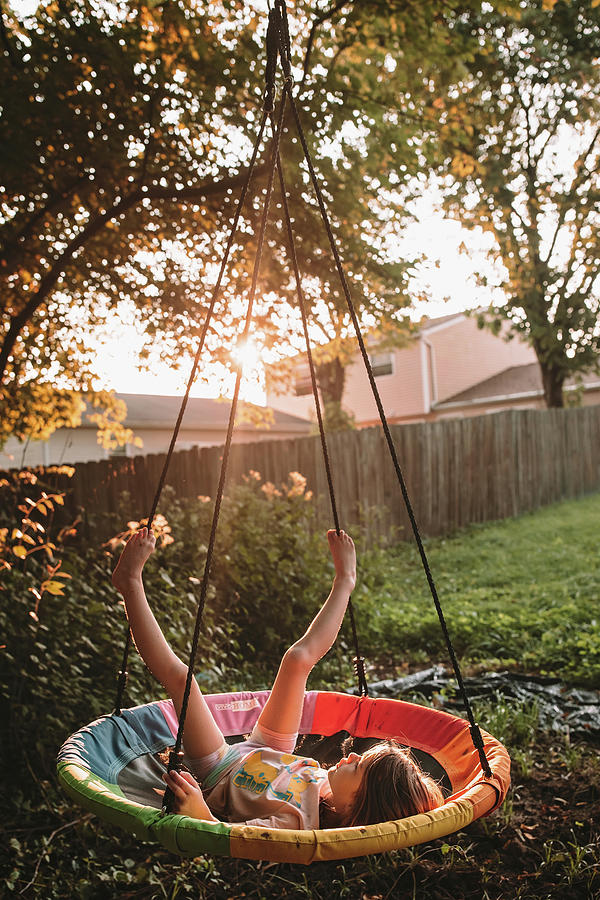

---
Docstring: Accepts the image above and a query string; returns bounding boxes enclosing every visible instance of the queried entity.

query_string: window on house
[294,368,313,396]
[109,444,129,459]
[369,351,393,377]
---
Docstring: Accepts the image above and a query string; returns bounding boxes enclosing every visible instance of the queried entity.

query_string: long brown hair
[338,741,444,827]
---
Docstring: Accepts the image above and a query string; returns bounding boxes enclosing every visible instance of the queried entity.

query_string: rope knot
[353,656,369,697]
[264,8,278,111]
[161,749,186,815]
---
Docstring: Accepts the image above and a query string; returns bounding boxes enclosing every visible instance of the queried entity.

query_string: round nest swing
[58,690,510,864]
[57,0,510,863]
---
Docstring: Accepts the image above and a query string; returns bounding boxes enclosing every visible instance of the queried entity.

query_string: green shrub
[115,472,334,679]
[1,470,338,784]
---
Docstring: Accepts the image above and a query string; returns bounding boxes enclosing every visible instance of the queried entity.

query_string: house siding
[433,382,600,420]
[343,342,425,423]
[266,313,538,425]
[428,316,536,402]
[0,423,310,469]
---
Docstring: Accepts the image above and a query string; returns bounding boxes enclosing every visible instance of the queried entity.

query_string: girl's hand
[162,769,218,821]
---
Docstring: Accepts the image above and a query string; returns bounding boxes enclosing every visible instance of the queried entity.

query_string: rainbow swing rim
[57,689,511,864]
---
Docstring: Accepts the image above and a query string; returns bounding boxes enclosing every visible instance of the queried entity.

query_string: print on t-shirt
[232,751,321,809]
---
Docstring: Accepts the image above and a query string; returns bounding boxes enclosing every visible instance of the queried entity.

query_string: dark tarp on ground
[358,667,600,742]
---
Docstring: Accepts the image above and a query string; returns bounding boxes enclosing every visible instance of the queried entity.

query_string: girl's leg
[257,530,356,738]
[112,528,224,761]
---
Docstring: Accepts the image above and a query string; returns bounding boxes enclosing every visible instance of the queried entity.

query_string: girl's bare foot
[327,529,356,587]
[112,527,156,593]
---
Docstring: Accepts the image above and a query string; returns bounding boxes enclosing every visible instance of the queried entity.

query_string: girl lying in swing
[112,527,443,829]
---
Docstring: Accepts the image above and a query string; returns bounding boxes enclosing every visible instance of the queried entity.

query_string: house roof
[84,393,311,432]
[420,311,466,331]
[436,363,600,407]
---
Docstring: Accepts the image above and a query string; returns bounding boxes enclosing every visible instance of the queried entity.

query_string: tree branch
[531,95,567,167]
[0,165,266,384]
[2,175,91,263]
[555,242,600,326]
[301,0,349,86]
[544,124,600,266]
[515,86,543,269]
[0,0,18,68]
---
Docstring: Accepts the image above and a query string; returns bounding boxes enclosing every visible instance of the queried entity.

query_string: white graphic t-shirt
[202,743,332,830]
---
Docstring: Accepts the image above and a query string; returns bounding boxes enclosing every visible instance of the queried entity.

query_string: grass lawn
[354,491,600,686]
[2,492,600,898]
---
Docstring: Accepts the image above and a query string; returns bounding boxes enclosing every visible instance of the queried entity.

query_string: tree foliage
[1,0,490,442]
[254,0,491,414]
[1,0,266,443]
[433,0,600,406]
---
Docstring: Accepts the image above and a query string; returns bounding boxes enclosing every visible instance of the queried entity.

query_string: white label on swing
[214,698,261,712]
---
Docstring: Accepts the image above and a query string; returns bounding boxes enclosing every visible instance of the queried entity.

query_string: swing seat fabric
[57,689,510,864]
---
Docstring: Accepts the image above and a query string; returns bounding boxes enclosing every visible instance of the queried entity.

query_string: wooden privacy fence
[32,405,600,544]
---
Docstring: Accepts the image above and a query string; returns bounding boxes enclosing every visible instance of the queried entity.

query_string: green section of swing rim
[57,760,232,857]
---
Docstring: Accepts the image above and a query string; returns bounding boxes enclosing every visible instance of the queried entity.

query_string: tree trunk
[315,357,346,405]
[314,357,355,431]
[540,362,566,408]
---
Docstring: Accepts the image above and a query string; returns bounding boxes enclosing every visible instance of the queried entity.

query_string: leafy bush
[108,471,335,679]
[1,470,338,781]
[198,471,331,669]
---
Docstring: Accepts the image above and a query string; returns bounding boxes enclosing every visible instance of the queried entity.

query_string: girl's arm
[290,529,356,667]
[257,530,356,737]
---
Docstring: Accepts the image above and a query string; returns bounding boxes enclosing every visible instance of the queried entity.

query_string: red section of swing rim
[311,692,511,817]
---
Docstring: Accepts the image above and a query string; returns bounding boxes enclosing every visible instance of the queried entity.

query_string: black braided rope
[162,78,289,812]
[113,109,273,717]
[275,0,292,76]
[113,624,131,717]
[281,77,492,776]
[274,139,367,696]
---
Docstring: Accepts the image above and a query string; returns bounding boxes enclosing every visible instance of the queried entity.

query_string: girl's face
[327,752,365,814]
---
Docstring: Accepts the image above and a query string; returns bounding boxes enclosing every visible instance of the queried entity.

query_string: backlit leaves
[432,0,600,405]
[0,468,77,620]
[1,0,526,430]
